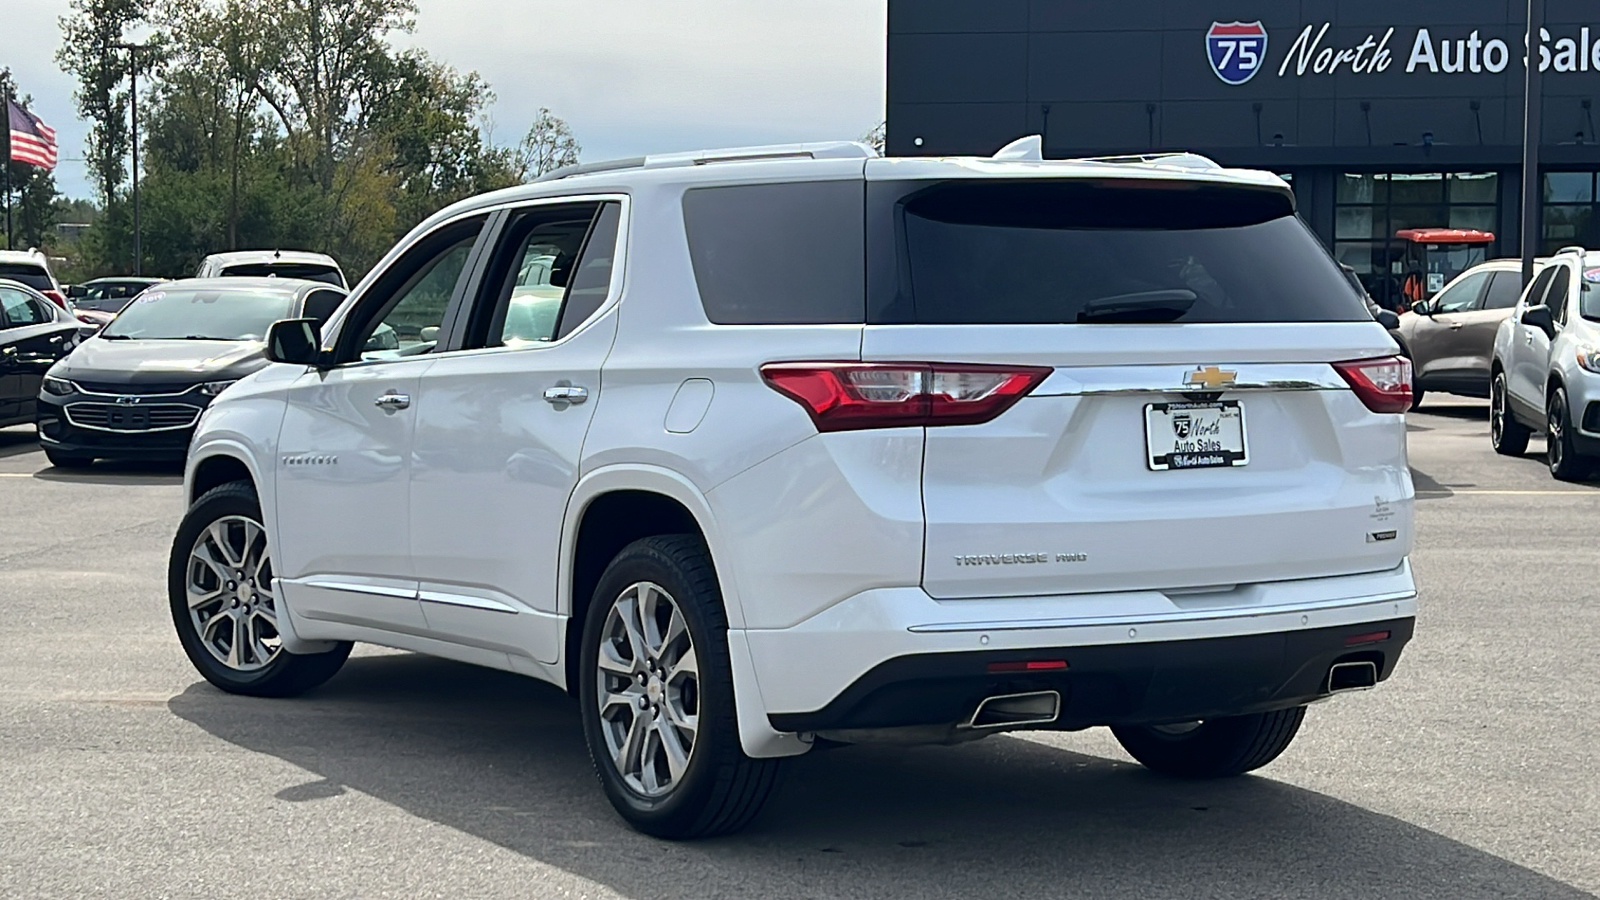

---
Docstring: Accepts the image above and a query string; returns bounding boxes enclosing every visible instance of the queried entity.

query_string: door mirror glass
[266,318,323,366]
[1520,304,1556,338]
[66,284,87,299]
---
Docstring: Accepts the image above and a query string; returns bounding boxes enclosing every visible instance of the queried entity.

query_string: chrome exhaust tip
[965,690,1062,729]
[1327,660,1379,694]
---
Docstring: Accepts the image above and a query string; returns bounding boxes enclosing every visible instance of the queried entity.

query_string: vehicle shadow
[0,428,39,459]
[32,459,183,486]
[1412,402,1488,422]
[169,654,1590,900]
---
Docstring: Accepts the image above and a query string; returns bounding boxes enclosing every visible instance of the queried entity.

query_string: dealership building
[887,1,1600,307]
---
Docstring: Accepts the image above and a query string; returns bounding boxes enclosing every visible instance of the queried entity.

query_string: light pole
[1520,0,1545,287]
[115,42,148,276]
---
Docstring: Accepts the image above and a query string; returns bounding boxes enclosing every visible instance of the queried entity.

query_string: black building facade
[888,0,1600,307]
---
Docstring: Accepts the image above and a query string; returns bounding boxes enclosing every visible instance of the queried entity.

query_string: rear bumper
[743,562,1418,730]
[769,618,1413,732]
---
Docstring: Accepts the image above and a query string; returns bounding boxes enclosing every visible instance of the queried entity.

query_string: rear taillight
[760,362,1052,432]
[1333,356,1412,414]
[43,289,67,309]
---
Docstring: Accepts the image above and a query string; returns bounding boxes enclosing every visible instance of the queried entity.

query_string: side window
[1481,272,1523,310]
[0,288,48,327]
[1523,267,1557,311]
[556,202,622,339]
[339,215,487,363]
[1433,271,1490,313]
[1547,267,1573,326]
[465,202,604,349]
[302,289,345,325]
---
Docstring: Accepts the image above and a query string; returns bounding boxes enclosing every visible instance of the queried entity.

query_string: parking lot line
[1418,489,1597,496]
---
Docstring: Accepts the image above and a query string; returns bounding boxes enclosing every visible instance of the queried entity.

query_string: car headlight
[199,380,238,397]
[1577,347,1600,374]
[42,376,75,396]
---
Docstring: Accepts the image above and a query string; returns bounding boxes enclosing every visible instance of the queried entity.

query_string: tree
[861,121,886,155]
[57,0,147,205]
[514,108,581,180]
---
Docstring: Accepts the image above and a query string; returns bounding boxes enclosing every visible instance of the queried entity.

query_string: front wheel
[1547,386,1592,482]
[1490,370,1531,456]
[578,535,780,839]
[1111,707,1306,778]
[168,481,352,697]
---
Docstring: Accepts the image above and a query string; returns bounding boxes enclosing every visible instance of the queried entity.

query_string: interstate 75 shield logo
[1206,21,1268,84]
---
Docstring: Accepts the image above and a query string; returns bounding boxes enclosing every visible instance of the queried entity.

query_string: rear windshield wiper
[1077,289,1198,324]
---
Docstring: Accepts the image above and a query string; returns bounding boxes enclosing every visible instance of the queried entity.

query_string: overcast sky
[7,0,888,200]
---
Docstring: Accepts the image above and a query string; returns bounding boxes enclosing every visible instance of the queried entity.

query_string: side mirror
[1411,299,1433,316]
[1520,304,1556,339]
[1374,309,1401,330]
[266,318,324,366]
[65,284,87,299]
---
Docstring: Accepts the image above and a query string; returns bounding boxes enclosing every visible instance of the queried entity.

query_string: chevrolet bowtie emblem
[1184,366,1238,390]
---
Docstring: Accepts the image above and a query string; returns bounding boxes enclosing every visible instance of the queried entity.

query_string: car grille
[64,402,202,432]
[73,381,196,396]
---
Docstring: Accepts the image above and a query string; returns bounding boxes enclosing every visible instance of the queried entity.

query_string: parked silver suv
[1490,247,1600,479]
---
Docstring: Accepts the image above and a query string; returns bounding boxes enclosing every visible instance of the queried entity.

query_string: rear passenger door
[407,198,625,664]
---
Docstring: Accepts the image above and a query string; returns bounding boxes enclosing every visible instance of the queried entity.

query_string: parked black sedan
[36,278,346,468]
[1,279,82,428]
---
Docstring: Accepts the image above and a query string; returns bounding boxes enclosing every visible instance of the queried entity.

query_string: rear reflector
[986,660,1069,673]
[761,362,1052,432]
[1344,630,1392,646]
[1332,356,1413,414]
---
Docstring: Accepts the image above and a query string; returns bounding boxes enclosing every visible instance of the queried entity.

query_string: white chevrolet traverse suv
[169,137,1418,838]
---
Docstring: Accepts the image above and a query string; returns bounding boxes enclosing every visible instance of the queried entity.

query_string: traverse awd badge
[1207,21,1269,85]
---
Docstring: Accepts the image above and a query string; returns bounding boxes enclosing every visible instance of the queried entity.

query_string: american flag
[7,99,58,171]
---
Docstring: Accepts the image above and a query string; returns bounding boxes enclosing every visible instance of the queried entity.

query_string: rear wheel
[1409,388,1425,411]
[1490,370,1531,456]
[168,481,352,696]
[44,448,94,469]
[1547,386,1592,482]
[578,535,780,839]
[1111,707,1306,778]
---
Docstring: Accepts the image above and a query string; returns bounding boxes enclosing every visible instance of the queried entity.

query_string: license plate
[1145,401,1248,471]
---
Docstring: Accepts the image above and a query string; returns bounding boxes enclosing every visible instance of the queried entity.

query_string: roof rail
[1075,151,1223,171]
[534,141,876,184]
[1555,245,1589,256]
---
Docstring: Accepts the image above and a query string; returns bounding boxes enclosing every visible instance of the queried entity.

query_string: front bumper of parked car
[36,384,214,461]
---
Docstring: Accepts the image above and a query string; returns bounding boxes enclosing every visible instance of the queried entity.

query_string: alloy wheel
[1491,377,1507,446]
[595,581,700,798]
[1549,399,1566,472]
[185,515,281,671]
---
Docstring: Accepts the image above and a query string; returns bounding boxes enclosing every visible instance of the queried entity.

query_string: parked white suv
[169,138,1418,838]
[195,249,346,287]
[1489,246,1600,479]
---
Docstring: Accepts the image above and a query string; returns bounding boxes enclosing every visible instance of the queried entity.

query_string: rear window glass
[868,180,1367,325]
[220,263,344,286]
[0,263,53,292]
[682,181,864,324]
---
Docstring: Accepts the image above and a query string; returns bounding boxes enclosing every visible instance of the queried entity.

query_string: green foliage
[57,0,563,280]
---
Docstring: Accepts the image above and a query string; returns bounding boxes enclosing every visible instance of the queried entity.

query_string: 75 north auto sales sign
[1205,20,1600,83]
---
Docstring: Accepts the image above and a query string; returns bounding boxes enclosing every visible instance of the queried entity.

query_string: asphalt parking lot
[1,398,1597,900]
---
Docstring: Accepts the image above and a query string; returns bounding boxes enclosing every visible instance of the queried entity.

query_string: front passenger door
[273,215,489,633]
[408,200,626,664]
[0,286,76,421]
[1408,271,1489,387]
[1509,266,1566,414]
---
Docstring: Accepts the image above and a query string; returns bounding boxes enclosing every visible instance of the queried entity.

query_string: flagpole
[3,88,12,250]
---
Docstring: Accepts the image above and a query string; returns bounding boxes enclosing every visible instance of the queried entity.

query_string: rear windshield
[0,263,53,292]
[868,180,1368,325]
[219,262,344,287]
[101,287,297,341]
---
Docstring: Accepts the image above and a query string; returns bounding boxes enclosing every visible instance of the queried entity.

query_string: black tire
[168,480,352,697]
[1409,387,1425,411]
[1111,706,1306,778]
[1546,386,1591,482]
[1490,370,1531,457]
[44,448,94,469]
[578,534,780,839]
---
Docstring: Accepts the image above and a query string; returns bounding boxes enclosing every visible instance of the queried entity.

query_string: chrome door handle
[1448,322,1464,329]
[543,383,589,407]
[374,391,411,411]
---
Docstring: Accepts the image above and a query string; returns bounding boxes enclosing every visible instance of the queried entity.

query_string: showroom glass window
[1333,173,1499,309]
[1543,173,1600,254]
